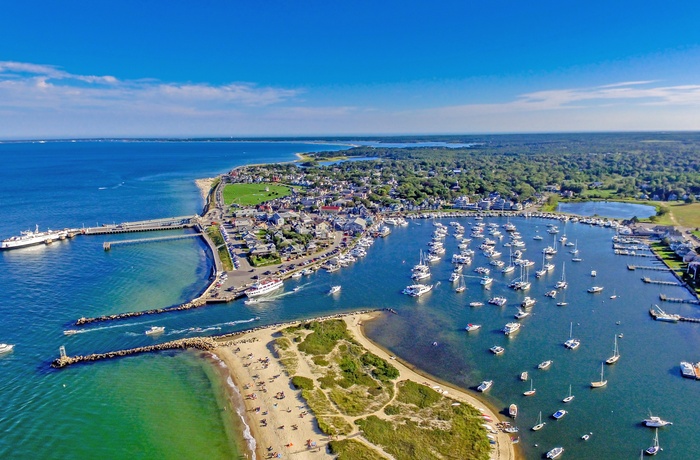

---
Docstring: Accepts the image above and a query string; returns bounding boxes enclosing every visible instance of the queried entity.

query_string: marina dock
[627,264,671,272]
[103,233,202,250]
[80,216,198,235]
[659,294,700,305]
[642,277,681,286]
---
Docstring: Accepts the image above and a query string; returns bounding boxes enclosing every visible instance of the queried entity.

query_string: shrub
[291,376,314,391]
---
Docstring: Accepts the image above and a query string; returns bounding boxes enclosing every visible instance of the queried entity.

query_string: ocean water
[0,141,347,459]
[2,142,698,459]
[557,201,657,219]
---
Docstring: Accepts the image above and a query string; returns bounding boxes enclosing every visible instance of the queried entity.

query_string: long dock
[659,294,700,305]
[642,277,681,286]
[627,265,671,272]
[103,233,202,250]
[80,216,198,235]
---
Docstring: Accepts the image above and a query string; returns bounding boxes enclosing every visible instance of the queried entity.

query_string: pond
[557,201,656,219]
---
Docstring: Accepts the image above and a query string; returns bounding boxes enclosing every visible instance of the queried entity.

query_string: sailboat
[536,252,547,278]
[455,274,466,293]
[590,362,608,388]
[571,239,583,261]
[606,335,621,364]
[645,428,661,455]
[564,322,580,350]
[532,411,546,431]
[555,262,568,289]
[563,384,574,403]
[556,290,568,306]
[523,379,536,396]
[610,289,618,299]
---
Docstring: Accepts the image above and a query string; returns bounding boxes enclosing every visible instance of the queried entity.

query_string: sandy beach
[212,311,517,460]
[195,177,216,201]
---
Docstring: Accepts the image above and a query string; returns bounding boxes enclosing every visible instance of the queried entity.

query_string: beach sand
[195,178,216,201]
[212,311,517,460]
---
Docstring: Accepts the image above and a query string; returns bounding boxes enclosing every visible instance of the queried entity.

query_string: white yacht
[490,345,505,355]
[245,278,284,297]
[521,297,536,308]
[488,296,507,306]
[328,285,341,294]
[564,322,580,350]
[587,286,604,293]
[643,413,673,428]
[465,323,481,332]
[503,322,521,335]
[403,284,433,297]
[145,326,165,336]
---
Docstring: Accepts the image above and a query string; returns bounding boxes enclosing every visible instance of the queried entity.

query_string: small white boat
[552,409,567,420]
[606,335,621,365]
[643,413,673,427]
[477,380,493,392]
[581,432,592,441]
[588,286,604,293]
[563,384,575,403]
[645,428,661,455]
[490,345,505,355]
[532,411,546,431]
[509,403,518,418]
[538,360,553,370]
[564,322,580,350]
[546,446,564,459]
[293,286,301,292]
[145,326,165,336]
[520,371,528,381]
[469,301,484,307]
[291,272,302,279]
[523,379,535,396]
[328,285,341,294]
[0,343,15,354]
[590,362,608,388]
[591,270,597,277]
[515,309,530,320]
[465,323,481,332]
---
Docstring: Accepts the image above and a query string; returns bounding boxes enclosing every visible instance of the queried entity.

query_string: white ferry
[1,225,68,250]
[245,278,283,298]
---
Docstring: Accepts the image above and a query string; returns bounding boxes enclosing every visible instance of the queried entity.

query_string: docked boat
[509,403,518,418]
[606,335,621,364]
[643,413,673,427]
[587,286,604,293]
[590,362,608,388]
[502,322,521,335]
[645,428,661,456]
[538,360,553,370]
[490,345,505,355]
[563,384,575,403]
[651,304,681,322]
[1,225,68,250]
[245,278,284,297]
[546,447,564,459]
[532,411,546,431]
[552,410,567,420]
[465,323,481,332]
[145,326,165,336]
[477,380,493,392]
[0,343,15,354]
[291,272,302,279]
[328,285,341,294]
[680,361,696,379]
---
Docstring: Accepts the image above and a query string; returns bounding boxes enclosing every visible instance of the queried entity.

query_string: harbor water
[1,141,699,459]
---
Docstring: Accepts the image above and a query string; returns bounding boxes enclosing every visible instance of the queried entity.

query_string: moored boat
[552,409,567,420]
[328,285,341,294]
[546,446,564,459]
[538,360,553,370]
[532,411,546,431]
[643,413,673,427]
[503,322,521,335]
[477,380,493,392]
[509,403,518,418]
[591,362,608,388]
[490,345,505,355]
[465,323,481,332]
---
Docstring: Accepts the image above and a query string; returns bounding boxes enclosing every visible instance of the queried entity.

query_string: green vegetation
[249,253,282,267]
[205,225,233,271]
[290,320,352,356]
[317,416,353,436]
[361,352,399,381]
[667,202,700,228]
[301,388,334,414]
[291,376,314,391]
[223,183,291,206]
[650,242,685,273]
[328,439,388,460]
[311,356,330,366]
[355,381,489,460]
[274,337,291,351]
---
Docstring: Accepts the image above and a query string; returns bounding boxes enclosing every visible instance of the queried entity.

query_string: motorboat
[490,345,505,355]
[681,361,696,378]
[538,360,553,370]
[328,285,341,294]
[582,433,592,441]
[546,447,564,459]
[145,326,165,336]
[403,284,433,297]
[509,404,518,418]
[465,323,481,332]
[0,343,15,354]
[544,290,557,298]
[488,296,507,306]
[521,297,536,308]
[643,413,673,428]
[552,410,567,420]
[502,322,521,335]
[480,276,493,286]
[477,380,493,392]
[520,371,528,381]
[591,270,597,277]
[514,309,530,320]
[469,301,485,307]
[587,286,604,293]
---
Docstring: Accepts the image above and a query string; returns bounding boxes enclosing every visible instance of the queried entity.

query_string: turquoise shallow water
[2,142,698,459]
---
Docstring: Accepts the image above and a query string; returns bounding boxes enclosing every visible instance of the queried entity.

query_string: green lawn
[223,183,291,206]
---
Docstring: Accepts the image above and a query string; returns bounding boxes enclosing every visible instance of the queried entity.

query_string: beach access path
[213,312,516,460]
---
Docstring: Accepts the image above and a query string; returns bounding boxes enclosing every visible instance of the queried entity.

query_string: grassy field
[205,225,233,271]
[667,202,700,228]
[223,183,291,206]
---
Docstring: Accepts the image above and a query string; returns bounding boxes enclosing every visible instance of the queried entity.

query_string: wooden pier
[103,233,202,250]
[80,216,198,235]
[659,294,700,305]
[642,277,681,286]
[627,265,670,272]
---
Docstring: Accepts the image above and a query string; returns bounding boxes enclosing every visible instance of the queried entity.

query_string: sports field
[223,183,291,206]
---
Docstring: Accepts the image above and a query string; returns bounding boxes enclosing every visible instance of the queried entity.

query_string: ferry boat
[0,343,15,354]
[145,326,165,336]
[490,345,505,355]
[245,278,284,297]
[465,323,481,332]
[546,447,564,459]
[477,380,493,392]
[502,322,521,335]
[328,285,341,294]
[552,410,567,420]
[680,361,696,378]
[1,225,68,250]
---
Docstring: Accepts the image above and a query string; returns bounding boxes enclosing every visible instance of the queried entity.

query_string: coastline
[195,177,216,201]
[209,311,518,460]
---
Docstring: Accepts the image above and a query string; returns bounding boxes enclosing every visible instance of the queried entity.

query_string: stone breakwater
[54,309,388,369]
[75,298,209,325]
[51,337,224,368]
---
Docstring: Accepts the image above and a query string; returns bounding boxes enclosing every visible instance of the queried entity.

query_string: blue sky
[2,1,700,138]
